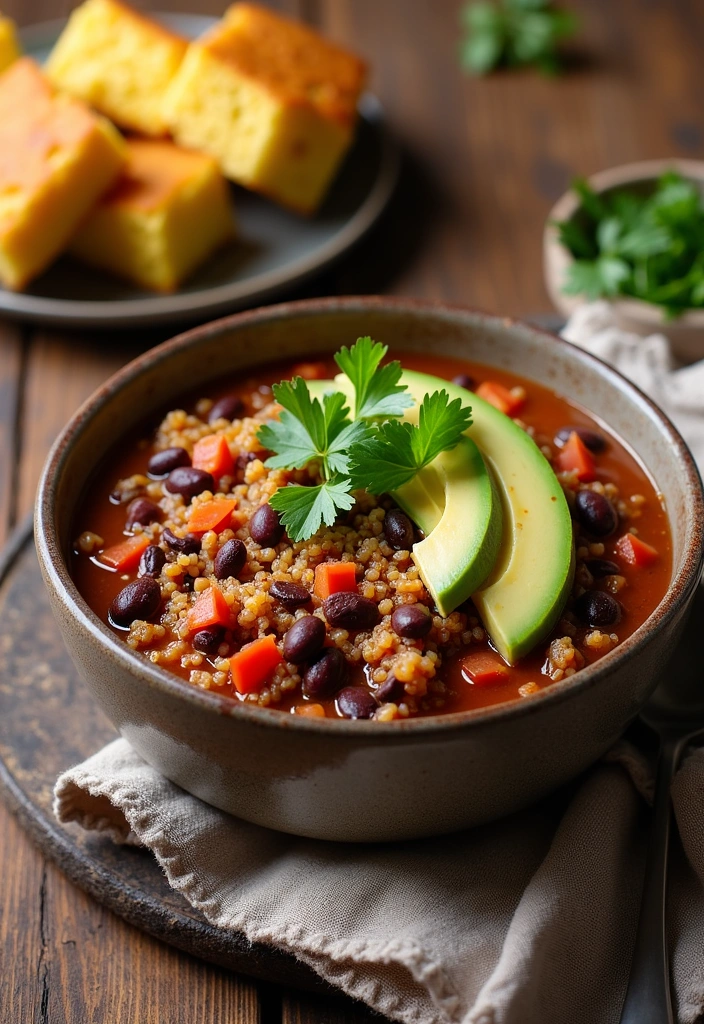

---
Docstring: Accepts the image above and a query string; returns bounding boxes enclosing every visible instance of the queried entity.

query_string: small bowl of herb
[543,159,704,362]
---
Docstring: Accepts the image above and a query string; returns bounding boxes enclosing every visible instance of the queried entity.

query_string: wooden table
[2,0,703,1019]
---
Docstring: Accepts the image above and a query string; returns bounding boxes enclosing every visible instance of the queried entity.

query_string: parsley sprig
[460,0,577,77]
[258,339,471,542]
[555,172,704,318]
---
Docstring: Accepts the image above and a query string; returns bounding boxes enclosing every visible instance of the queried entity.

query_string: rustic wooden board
[0,519,338,997]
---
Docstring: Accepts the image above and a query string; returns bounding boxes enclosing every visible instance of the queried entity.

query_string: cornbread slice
[164,3,367,214]
[0,59,126,291]
[70,139,235,292]
[0,15,20,73]
[45,0,188,136]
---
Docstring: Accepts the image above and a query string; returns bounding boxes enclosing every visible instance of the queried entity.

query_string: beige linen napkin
[55,738,704,1024]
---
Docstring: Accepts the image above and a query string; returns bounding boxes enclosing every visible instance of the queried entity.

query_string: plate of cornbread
[0,2,398,327]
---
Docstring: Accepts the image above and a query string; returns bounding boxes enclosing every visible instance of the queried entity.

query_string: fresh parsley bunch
[555,172,704,318]
[257,338,471,542]
[460,0,577,77]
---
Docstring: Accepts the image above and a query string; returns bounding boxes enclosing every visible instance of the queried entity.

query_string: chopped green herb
[348,391,472,493]
[334,336,413,420]
[555,171,704,318]
[460,0,577,77]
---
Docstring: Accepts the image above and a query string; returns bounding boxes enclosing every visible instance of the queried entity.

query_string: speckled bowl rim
[36,296,704,740]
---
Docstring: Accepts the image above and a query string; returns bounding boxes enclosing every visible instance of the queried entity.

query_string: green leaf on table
[459,0,577,76]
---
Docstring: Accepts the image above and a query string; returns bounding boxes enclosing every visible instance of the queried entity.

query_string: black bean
[165,466,214,499]
[585,558,621,579]
[193,625,225,654]
[269,581,311,609]
[322,592,380,631]
[391,604,432,639]
[209,394,245,424]
[452,373,475,390]
[574,490,618,538]
[574,590,622,627]
[250,503,283,546]
[283,615,326,664]
[555,426,607,454]
[126,497,162,529]
[337,687,378,720]
[213,538,247,580]
[384,508,415,551]
[109,577,161,627]
[148,447,190,477]
[162,527,201,555]
[302,647,348,699]
[138,544,166,577]
[375,674,404,703]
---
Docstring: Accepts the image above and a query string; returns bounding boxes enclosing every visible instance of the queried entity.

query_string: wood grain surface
[1,0,703,1021]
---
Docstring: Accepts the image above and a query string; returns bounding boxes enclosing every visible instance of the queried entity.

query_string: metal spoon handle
[619,736,684,1024]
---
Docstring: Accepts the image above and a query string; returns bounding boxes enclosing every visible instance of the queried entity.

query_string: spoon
[619,583,704,1024]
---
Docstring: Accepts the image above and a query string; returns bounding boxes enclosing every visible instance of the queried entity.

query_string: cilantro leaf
[257,379,367,477]
[460,0,577,76]
[335,336,413,420]
[268,479,356,542]
[563,257,629,300]
[349,391,471,493]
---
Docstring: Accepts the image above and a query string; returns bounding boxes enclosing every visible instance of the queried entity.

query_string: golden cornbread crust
[46,0,188,136]
[164,3,367,214]
[212,4,367,126]
[70,138,235,292]
[0,15,20,73]
[0,59,126,290]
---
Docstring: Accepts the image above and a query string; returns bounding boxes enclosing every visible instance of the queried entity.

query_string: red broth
[71,352,672,718]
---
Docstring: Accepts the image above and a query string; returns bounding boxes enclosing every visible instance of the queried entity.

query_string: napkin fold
[55,738,704,1024]
[54,304,704,1024]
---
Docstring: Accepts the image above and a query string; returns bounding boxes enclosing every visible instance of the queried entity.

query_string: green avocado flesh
[307,376,503,619]
[400,369,575,665]
[306,369,574,664]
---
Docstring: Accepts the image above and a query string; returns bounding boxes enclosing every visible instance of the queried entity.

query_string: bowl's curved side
[35,297,704,840]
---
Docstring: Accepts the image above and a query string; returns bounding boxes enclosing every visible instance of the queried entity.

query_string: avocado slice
[399,369,575,665]
[307,377,503,617]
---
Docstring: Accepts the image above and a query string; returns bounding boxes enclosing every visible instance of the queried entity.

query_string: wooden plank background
[1,0,703,1020]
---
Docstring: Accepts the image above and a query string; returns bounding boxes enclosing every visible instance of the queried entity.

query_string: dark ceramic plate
[3,15,399,328]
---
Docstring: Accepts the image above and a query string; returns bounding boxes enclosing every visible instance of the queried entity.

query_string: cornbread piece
[0,59,126,291]
[164,3,367,214]
[45,0,188,136]
[0,15,20,73]
[70,139,235,292]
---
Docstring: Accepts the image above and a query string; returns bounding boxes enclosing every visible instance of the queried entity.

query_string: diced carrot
[187,497,237,533]
[293,702,326,718]
[476,380,525,417]
[314,560,357,599]
[616,533,659,568]
[186,586,232,633]
[461,651,510,687]
[192,434,234,479]
[99,532,150,571]
[229,635,283,694]
[555,431,596,481]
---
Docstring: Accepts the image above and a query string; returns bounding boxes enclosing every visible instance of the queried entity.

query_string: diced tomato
[314,560,357,599]
[192,434,234,479]
[186,586,231,633]
[616,533,659,568]
[461,651,510,687]
[99,532,150,571]
[555,431,596,481]
[230,635,283,694]
[476,380,525,417]
[187,497,237,533]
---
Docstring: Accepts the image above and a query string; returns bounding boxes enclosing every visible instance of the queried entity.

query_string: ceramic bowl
[36,298,704,842]
[543,158,704,363]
